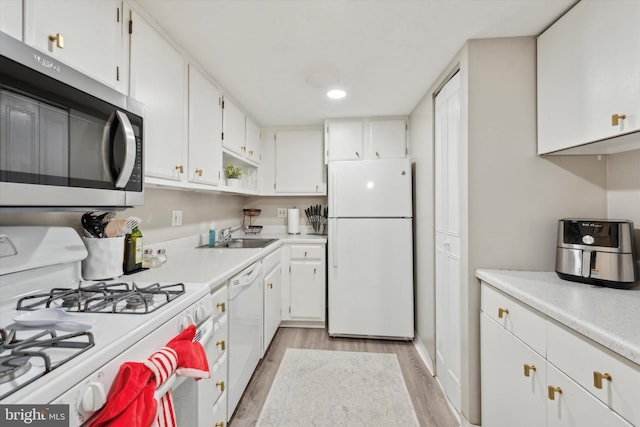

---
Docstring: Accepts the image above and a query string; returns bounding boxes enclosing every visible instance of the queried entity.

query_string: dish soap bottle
[209,224,216,247]
[131,226,143,270]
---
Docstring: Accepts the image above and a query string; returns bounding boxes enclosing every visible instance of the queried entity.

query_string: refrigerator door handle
[332,220,338,268]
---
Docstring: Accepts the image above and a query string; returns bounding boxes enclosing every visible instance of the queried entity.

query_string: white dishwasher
[228,260,264,417]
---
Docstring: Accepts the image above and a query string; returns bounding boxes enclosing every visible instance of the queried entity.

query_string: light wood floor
[229,327,459,427]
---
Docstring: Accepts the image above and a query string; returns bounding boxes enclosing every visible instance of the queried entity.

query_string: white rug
[256,349,420,427]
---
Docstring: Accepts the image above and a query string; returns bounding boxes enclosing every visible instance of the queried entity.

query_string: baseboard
[412,335,435,375]
[279,320,326,328]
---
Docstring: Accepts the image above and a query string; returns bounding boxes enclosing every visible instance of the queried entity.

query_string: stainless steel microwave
[0,32,143,209]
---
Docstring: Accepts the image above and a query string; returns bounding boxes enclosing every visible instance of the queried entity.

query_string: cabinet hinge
[222,100,225,109]
[218,171,221,179]
[273,182,276,190]
[116,66,120,82]
[326,126,329,134]
[128,14,133,34]
[405,148,408,155]
[221,132,224,140]
[289,306,291,314]
[116,7,120,23]
[274,134,276,141]
[289,266,291,273]
[218,97,222,106]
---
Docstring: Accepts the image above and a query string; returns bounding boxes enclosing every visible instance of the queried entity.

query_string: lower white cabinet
[208,285,228,426]
[281,244,326,323]
[263,248,281,353]
[481,283,636,427]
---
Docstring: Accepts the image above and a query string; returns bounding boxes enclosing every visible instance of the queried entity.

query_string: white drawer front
[212,392,227,427]
[481,283,546,355]
[547,319,640,426]
[289,244,324,260]
[212,285,228,322]
[211,353,228,407]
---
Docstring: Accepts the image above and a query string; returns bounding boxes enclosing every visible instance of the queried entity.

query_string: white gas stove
[0,227,213,426]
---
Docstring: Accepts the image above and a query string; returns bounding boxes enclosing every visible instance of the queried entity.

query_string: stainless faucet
[219,226,241,243]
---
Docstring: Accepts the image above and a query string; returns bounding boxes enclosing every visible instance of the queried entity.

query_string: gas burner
[16,282,185,314]
[125,293,155,310]
[0,356,31,384]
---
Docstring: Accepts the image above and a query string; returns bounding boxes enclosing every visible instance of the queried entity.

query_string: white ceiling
[134,0,575,127]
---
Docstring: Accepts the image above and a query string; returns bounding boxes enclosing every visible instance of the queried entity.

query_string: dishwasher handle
[231,262,263,288]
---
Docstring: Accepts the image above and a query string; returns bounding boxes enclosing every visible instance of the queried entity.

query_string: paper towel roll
[287,208,300,234]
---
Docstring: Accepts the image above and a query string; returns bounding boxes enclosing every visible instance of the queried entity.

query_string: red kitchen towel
[89,325,210,427]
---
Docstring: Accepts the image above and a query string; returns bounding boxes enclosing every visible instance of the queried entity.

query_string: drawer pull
[268,283,273,289]
[498,308,509,318]
[547,385,562,400]
[593,371,612,389]
[523,364,537,377]
[611,113,626,126]
[215,423,225,427]
[175,165,184,174]
[216,381,225,392]
[216,340,225,351]
[304,251,308,257]
[195,168,203,177]
[216,302,226,313]
[48,33,64,48]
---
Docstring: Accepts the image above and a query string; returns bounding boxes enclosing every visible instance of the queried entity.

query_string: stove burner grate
[0,356,31,384]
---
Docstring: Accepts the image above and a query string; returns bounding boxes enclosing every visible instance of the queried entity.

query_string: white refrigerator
[328,158,414,339]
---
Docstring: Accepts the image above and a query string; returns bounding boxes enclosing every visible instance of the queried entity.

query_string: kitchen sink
[198,238,277,249]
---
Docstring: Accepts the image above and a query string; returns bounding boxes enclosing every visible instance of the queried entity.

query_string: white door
[275,129,325,193]
[325,119,364,162]
[328,218,413,338]
[435,71,462,413]
[188,65,222,186]
[222,96,245,157]
[368,118,407,159]
[328,159,412,218]
[263,264,281,352]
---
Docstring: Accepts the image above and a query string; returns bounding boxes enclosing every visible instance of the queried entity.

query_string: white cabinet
[480,283,637,427]
[188,65,222,187]
[207,285,228,427]
[129,8,187,183]
[24,0,127,93]
[481,314,547,427]
[245,117,261,164]
[282,244,326,323]
[274,129,326,194]
[434,71,462,413]
[369,118,408,159]
[324,117,407,162]
[263,248,281,353]
[537,0,640,154]
[221,96,246,158]
[0,0,22,40]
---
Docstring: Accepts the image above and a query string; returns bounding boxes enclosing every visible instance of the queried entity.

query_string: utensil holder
[81,236,124,280]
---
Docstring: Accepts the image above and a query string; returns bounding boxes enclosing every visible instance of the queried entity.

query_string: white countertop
[125,231,327,291]
[476,269,640,366]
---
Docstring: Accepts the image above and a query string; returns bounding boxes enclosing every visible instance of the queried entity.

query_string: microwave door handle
[112,110,136,188]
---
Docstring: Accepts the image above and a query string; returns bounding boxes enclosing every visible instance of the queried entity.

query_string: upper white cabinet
[324,117,407,162]
[221,96,246,158]
[324,119,364,162]
[0,0,22,40]
[245,117,261,164]
[537,0,640,155]
[188,65,222,187]
[274,128,325,194]
[24,0,127,93]
[129,8,187,183]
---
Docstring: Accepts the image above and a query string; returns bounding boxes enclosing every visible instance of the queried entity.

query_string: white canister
[287,208,300,234]
[81,236,125,280]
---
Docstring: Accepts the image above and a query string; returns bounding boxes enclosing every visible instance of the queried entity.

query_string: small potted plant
[225,164,243,187]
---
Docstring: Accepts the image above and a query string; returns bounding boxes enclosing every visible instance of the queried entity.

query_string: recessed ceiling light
[327,89,346,99]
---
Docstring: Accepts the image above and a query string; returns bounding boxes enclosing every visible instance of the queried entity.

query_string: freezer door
[328,218,414,338]
[328,159,412,218]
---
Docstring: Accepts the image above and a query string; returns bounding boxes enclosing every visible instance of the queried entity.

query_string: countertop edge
[476,269,640,366]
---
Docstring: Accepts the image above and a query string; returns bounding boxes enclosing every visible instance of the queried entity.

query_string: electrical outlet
[277,208,287,218]
[172,210,183,226]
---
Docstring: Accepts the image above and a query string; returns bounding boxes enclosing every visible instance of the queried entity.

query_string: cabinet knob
[498,308,509,318]
[215,422,225,427]
[175,165,184,174]
[268,283,273,289]
[523,364,537,377]
[216,302,226,313]
[611,113,626,126]
[316,185,319,192]
[593,371,612,389]
[249,150,254,155]
[216,340,225,351]
[376,151,380,158]
[313,267,317,274]
[195,168,203,177]
[547,385,562,400]
[48,33,64,49]
[355,151,360,158]
[304,251,308,257]
[241,146,247,152]
[216,381,225,392]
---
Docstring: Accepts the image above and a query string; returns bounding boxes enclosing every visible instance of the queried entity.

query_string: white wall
[409,36,610,425]
[607,149,640,257]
